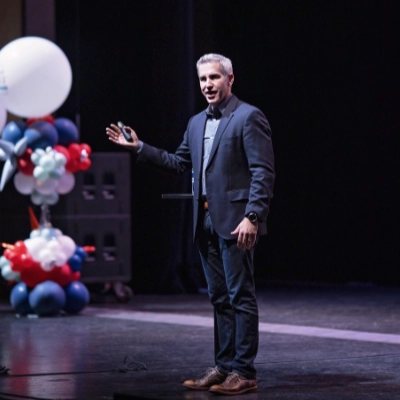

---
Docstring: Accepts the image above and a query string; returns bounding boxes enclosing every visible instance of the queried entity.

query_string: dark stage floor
[1,282,400,399]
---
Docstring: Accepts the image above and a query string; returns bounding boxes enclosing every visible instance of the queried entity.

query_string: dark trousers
[198,210,259,379]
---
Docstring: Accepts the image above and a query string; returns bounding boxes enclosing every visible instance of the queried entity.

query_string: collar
[205,94,233,118]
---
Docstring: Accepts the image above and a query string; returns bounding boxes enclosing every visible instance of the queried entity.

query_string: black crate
[52,152,131,217]
[50,215,132,284]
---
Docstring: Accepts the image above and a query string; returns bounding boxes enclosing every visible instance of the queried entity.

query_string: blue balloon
[29,281,66,316]
[1,121,23,144]
[68,254,82,272]
[10,282,33,315]
[75,246,87,261]
[29,121,58,150]
[54,118,79,146]
[63,281,90,314]
[24,128,42,145]
[14,121,27,133]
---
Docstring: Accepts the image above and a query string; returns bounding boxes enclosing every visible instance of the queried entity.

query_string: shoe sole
[209,385,258,395]
[182,383,212,391]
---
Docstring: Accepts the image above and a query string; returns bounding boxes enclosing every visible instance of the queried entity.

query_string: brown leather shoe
[209,372,257,395]
[183,367,227,390]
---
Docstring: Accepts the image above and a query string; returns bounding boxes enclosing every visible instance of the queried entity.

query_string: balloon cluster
[1,226,94,315]
[0,37,94,316]
[0,116,91,204]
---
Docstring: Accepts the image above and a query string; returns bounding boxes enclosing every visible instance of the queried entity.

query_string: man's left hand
[231,218,258,250]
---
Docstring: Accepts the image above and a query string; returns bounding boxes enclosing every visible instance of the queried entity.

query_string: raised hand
[106,123,139,148]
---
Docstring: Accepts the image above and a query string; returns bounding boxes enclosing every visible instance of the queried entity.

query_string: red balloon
[80,158,91,171]
[19,261,48,287]
[14,241,27,253]
[19,253,34,269]
[3,241,32,271]
[8,254,23,269]
[66,159,80,173]
[26,115,55,126]
[3,248,12,260]
[53,145,70,163]
[72,271,81,281]
[17,149,35,175]
[68,143,81,159]
[48,264,74,287]
[80,143,92,155]
[8,254,25,272]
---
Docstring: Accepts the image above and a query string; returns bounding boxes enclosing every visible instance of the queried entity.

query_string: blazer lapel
[206,95,239,169]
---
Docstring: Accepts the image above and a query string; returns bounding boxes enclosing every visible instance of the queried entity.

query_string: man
[106,53,275,395]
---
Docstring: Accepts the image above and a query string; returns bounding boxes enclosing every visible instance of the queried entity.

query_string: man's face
[198,62,234,107]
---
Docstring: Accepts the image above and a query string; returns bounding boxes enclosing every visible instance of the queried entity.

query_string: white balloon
[57,171,75,194]
[39,154,56,170]
[54,228,63,237]
[35,178,58,195]
[30,229,41,238]
[14,172,34,194]
[24,237,47,260]
[31,149,44,164]
[57,235,76,259]
[30,190,44,205]
[47,239,61,252]
[43,191,59,205]
[0,37,72,117]
[0,103,6,132]
[54,152,66,167]
[1,265,20,281]
[33,165,49,181]
[49,167,64,179]
[39,248,54,263]
[54,251,67,266]
[0,255,10,268]
[41,261,55,271]
[40,227,57,240]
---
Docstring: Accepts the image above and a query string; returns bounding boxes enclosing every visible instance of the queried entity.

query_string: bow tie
[207,107,222,120]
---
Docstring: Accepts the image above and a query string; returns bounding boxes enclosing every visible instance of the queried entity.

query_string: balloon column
[0,37,93,316]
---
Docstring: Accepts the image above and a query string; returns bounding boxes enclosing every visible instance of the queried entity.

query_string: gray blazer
[137,95,275,240]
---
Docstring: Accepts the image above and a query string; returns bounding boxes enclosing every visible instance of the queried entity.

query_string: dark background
[45,1,400,291]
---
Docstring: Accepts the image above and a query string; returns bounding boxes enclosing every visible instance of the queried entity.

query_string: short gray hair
[196,53,233,77]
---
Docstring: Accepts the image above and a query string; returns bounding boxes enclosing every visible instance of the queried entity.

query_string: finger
[106,127,119,137]
[109,124,123,136]
[237,233,246,250]
[246,238,254,250]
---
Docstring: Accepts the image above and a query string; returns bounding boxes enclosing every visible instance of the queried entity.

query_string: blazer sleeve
[136,128,192,175]
[242,108,275,222]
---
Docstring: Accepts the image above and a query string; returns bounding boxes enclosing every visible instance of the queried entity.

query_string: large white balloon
[0,103,6,132]
[0,37,72,117]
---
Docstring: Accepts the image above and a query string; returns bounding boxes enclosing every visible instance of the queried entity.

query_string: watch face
[248,213,257,222]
